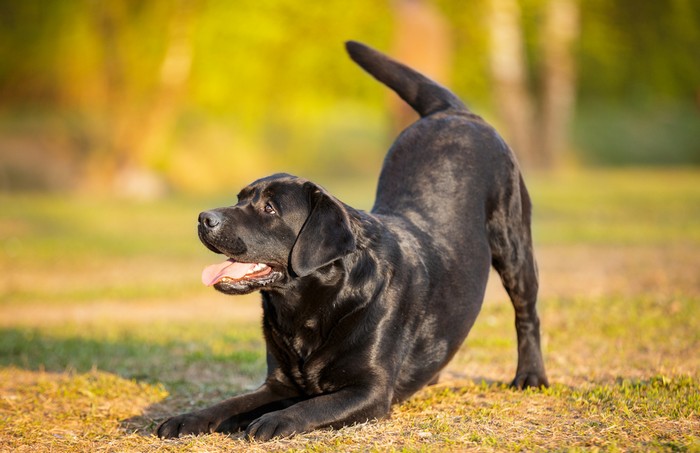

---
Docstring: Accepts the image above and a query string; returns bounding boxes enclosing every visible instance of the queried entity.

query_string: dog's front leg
[244,386,391,441]
[156,382,298,438]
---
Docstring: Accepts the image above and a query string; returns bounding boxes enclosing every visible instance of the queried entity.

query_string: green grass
[529,168,700,245]
[1,169,699,451]
[0,322,266,386]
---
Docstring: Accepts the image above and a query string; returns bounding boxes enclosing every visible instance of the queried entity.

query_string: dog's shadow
[120,384,261,438]
[0,326,264,439]
[120,371,515,439]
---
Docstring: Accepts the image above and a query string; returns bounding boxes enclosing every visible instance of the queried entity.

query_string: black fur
[157,41,548,441]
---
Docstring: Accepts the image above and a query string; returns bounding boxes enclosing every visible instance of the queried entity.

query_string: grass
[1,168,699,451]
[528,168,700,245]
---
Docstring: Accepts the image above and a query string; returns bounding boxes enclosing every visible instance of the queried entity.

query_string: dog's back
[345,41,516,235]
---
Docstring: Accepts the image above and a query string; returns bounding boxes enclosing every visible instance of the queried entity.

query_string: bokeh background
[1,1,700,450]
[1,0,698,196]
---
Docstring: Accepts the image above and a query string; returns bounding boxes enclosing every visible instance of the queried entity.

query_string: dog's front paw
[511,372,549,389]
[157,413,216,439]
[245,412,307,441]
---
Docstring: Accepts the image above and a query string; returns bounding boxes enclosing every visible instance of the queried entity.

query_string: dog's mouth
[202,259,273,286]
[201,258,284,294]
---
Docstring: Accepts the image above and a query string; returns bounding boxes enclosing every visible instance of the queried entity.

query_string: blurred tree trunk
[88,2,195,198]
[488,0,536,165]
[539,0,579,169]
[88,1,127,191]
[489,0,579,170]
[391,0,452,132]
[113,2,195,199]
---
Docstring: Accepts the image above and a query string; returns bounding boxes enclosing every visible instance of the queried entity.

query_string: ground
[1,169,698,451]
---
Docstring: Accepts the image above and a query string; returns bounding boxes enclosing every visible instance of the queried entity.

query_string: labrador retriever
[157,40,548,441]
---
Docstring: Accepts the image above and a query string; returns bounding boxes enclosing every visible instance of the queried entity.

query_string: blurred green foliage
[0,0,698,193]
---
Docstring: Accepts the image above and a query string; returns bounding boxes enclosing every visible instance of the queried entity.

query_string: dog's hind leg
[488,175,549,389]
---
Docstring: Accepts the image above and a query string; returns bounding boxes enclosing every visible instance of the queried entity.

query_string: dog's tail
[345,40,467,118]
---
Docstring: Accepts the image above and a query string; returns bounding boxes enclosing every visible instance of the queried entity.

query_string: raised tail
[345,40,467,118]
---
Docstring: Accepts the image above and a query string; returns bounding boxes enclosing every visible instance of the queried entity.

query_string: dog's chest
[267,316,331,393]
[290,318,320,359]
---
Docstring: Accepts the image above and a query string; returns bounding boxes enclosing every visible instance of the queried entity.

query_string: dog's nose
[199,210,223,230]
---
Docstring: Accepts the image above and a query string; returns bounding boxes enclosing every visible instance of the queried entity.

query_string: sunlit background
[1,0,698,197]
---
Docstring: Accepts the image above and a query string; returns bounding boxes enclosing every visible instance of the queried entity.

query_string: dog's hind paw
[511,372,549,389]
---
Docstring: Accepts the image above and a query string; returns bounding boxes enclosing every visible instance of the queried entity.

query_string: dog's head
[198,173,357,295]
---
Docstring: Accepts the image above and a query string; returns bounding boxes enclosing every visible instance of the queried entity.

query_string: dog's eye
[264,203,276,215]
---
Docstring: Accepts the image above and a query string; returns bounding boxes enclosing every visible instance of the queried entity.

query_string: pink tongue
[201,259,257,286]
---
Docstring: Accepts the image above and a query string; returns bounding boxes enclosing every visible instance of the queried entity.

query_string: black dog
[157,41,548,441]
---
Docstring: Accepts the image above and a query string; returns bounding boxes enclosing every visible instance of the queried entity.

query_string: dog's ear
[290,184,357,277]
